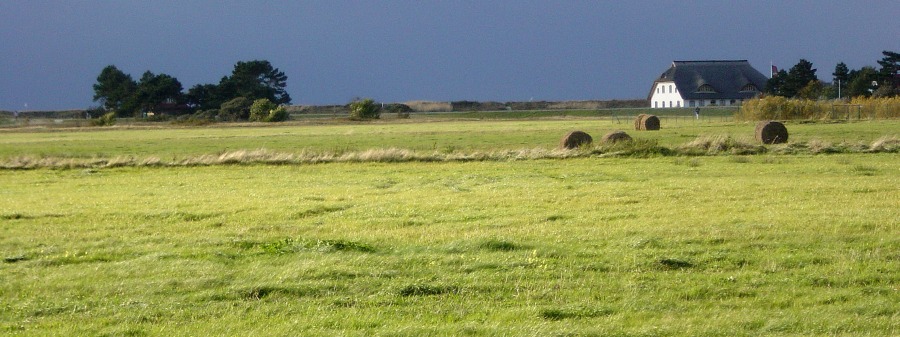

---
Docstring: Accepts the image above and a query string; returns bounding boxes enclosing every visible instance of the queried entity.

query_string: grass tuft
[478,239,522,252]
[657,258,694,270]
[397,284,460,297]
[539,307,614,320]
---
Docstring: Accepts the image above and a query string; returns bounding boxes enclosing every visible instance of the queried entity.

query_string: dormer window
[696,84,716,93]
[740,84,759,92]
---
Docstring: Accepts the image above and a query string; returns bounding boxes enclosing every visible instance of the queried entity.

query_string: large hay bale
[755,121,789,144]
[640,114,660,130]
[634,114,647,130]
[601,130,633,143]
[559,131,593,149]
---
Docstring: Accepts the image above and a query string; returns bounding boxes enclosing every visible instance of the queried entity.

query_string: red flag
[771,65,778,77]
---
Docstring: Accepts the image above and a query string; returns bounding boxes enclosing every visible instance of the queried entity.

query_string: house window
[689,100,695,107]
[677,101,681,107]
[669,101,673,107]
[730,99,736,105]
[654,101,658,108]
[669,85,673,93]
[657,87,660,94]
[699,100,705,107]
[740,84,758,92]
[697,84,716,93]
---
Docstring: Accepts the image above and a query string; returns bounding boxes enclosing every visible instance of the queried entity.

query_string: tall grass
[738,96,900,120]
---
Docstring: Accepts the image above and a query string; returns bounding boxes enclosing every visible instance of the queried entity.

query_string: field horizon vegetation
[1,108,898,335]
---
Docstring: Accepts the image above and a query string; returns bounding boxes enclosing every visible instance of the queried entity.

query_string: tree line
[92,60,290,121]
[766,50,899,99]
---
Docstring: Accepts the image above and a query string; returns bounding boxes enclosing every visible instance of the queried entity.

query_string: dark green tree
[135,71,184,113]
[218,60,291,105]
[876,50,899,91]
[93,65,137,112]
[782,59,818,98]
[186,84,222,111]
[846,66,879,98]
[833,62,849,85]
[765,69,788,96]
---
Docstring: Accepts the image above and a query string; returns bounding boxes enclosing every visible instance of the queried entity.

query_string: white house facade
[649,60,769,108]
[651,81,684,108]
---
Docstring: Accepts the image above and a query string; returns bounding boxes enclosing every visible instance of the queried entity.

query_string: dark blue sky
[1,1,898,111]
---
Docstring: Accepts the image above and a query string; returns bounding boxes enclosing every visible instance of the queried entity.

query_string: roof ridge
[674,60,748,63]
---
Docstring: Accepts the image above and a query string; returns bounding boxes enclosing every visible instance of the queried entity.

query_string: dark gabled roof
[649,60,769,100]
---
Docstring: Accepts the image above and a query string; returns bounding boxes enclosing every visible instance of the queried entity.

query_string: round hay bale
[559,131,593,149]
[601,130,633,143]
[634,114,647,130]
[640,114,661,131]
[755,120,789,144]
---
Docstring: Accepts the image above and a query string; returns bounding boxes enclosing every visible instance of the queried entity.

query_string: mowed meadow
[1,116,898,336]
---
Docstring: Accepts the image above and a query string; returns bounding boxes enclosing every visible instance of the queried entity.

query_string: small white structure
[649,60,768,108]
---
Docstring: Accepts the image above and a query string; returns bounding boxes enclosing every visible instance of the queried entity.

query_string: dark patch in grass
[478,239,522,252]
[259,238,301,254]
[3,255,27,263]
[248,238,376,254]
[397,284,460,297]
[374,179,398,189]
[239,285,321,301]
[0,213,64,220]
[0,213,29,220]
[41,254,117,267]
[291,205,349,219]
[314,239,376,253]
[539,307,614,320]
[657,258,694,270]
[545,214,568,222]
[851,165,877,176]
[139,211,219,222]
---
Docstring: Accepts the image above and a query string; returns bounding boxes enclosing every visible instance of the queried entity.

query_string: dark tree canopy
[93,65,137,112]
[765,59,819,98]
[135,71,184,112]
[833,62,849,85]
[219,60,291,105]
[846,66,879,98]
[783,59,818,98]
[765,69,789,97]
[877,50,899,90]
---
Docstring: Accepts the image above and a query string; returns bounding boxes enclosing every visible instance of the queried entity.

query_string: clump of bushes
[349,98,380,120]
[249,98,289,122]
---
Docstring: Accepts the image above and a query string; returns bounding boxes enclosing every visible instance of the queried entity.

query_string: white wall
[650,82,684,108]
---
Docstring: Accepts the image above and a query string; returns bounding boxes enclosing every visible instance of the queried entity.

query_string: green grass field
[1,117,898,336]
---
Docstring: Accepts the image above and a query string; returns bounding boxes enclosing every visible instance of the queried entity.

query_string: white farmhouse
[649,60,769,108]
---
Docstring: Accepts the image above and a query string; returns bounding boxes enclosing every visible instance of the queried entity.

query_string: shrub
[385,103,412,118]
[265,106,289,122]
[219,97,252,121]
[349,98,380,120]
[249,99,276,122]
[91,112,117,126]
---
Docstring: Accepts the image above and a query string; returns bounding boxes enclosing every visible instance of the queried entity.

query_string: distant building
[649,60,768,108]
